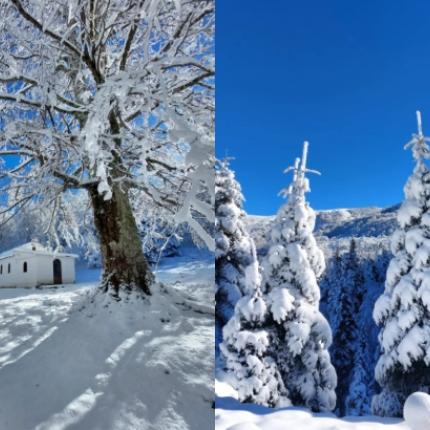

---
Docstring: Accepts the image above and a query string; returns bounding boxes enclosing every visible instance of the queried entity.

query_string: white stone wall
[0,256,38,288]
[60,257,75,284]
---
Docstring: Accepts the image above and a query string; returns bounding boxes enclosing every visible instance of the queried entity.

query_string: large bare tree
[0,0,214,296]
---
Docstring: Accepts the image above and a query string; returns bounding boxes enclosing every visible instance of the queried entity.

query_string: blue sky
[217,0,430,215]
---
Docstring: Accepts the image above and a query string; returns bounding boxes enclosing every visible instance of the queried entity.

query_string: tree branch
[10,0,83,58]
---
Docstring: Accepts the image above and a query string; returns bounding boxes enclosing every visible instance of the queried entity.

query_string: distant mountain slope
[246,205,398,256]
[315,205,398,238]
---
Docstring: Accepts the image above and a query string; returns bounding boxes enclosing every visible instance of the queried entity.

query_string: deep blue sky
[217,0,430,215]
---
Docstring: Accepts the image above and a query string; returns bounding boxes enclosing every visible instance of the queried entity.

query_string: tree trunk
[88,184,153,296]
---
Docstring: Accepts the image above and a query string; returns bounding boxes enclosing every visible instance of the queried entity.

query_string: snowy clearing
[0,255,214,430]
[215,380,410,430]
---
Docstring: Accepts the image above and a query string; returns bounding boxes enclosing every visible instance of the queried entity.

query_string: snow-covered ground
[0,253,214,430]
[215,380,409,430]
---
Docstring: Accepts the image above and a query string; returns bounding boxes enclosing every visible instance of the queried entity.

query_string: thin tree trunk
[88,184,153,296]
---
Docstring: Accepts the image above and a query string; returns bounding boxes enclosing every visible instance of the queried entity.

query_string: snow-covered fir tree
[321,246,343,338]
[373,111,430,417]
[262,142,337,412]
[215,159,260,326]
[345,323,373,416]
[331,239,364,416]
[319,240,391,416]
[220,238,290,407]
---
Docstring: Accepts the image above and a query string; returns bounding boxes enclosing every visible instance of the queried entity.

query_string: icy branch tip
[283,157,300,175]
[301,141,309,172]
[293,157,300,181]
[417,110,423,136]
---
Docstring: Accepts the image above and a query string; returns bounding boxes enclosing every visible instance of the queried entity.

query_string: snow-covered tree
[0,0,214,296]
[320,246,343,336]
[319,240,391,416]
[345,326,373,416]
[131,190,185,263]
[0,190,100,258]
[220,238,290,407]
[262,142,337,412]
[215,158,259,326]
[373,111,430,417]
[331,239,364,416]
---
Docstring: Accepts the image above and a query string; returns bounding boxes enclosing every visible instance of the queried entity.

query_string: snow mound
[215,379,408,430]
[224,423,260,430]
[227,424,260,430]
[404,392,430,430]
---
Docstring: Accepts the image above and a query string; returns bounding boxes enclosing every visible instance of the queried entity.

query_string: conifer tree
[215,159,260,326]
[320,245,343,342]
[345,328,372,416]
[331,239,364,415]
[220,239,290,407]
[373,111,430,417]
[262,142,337,412]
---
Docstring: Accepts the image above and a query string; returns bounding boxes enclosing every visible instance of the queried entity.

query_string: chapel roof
[0,241,78,260]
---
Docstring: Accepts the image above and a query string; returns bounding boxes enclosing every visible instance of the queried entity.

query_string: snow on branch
[280,141,321,198]
[404,110,430,162]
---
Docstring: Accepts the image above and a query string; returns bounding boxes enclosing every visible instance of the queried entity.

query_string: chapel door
[53,259,62,284]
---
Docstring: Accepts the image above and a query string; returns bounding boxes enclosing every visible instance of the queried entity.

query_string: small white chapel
[0,240,77,288]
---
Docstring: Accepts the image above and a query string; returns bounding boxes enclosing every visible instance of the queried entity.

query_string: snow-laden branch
[9,0,83,57]
[404,110,430,162]
[280,141,321,198]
